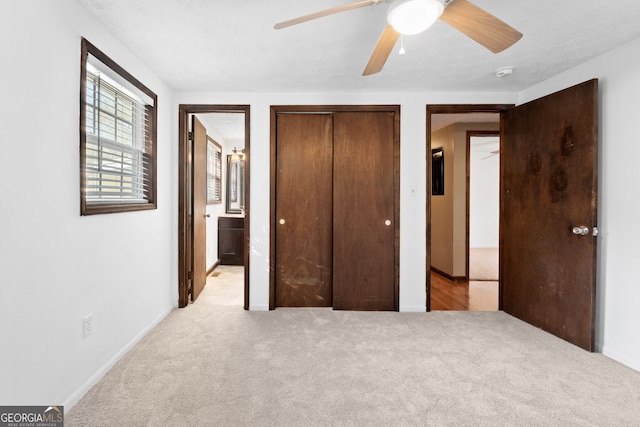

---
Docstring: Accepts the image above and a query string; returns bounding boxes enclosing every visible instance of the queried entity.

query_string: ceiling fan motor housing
[387,0,445,35]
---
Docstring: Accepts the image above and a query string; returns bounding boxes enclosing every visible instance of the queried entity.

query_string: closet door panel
[333,111,396,310]
[275,113,334,307]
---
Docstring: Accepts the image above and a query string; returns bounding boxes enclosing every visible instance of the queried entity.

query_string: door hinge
[188,131,193,141]
[187,271,193,297]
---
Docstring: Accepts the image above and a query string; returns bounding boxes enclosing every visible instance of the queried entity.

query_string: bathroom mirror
[226,154,245,214]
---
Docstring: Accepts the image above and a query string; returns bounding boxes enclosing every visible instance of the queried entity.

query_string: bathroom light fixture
[231,146,245,160]
[387,0,444,35]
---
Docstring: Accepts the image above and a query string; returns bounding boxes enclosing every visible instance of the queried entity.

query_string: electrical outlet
[83,314,93,338]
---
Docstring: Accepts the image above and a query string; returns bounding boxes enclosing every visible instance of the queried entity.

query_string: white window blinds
[85,62,151,201]
[207,138,222,203]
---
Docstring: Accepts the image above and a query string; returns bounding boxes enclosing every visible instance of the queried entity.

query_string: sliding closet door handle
[384,219,391,226]
[279,218,286,225]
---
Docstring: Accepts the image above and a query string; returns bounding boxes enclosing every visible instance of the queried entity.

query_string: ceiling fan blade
[439,0,522,53]
[481,150,500,160]
[363,25,400,76]
[274,0,379,30]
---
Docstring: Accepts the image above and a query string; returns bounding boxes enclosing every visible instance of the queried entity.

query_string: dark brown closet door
[275,113,334,307]
[333,111,397,310]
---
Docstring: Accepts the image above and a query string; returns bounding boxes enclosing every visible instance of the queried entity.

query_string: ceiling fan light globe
[387,0,444,35]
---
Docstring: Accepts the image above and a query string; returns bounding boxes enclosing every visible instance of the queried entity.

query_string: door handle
[279,218,285,225]
[205,214,211,218]
[571,225,589,236]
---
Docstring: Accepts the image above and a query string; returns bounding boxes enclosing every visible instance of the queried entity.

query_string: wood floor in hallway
[430,271,498,311]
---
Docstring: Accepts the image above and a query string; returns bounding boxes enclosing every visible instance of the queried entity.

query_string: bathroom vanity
[218,215,244,265]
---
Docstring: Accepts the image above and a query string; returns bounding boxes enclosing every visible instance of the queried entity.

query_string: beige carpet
[470,247,499,281]
[67,267,640,426]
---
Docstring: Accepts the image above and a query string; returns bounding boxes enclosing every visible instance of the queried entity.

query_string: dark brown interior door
[275,113,334,307]
[501,79,598,350]
[191,115,207,302]
[333,111,397,310]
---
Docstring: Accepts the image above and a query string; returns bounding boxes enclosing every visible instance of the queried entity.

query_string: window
[80,38,157,215]
[207,137,222,204]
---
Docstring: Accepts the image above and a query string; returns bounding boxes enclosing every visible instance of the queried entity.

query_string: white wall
[470,137,500,248]
[431,124,499,277]
[451,123,499,275]
[0,0,176,407]
[195,116,231,270]
[430,125,455,275]
[174,92,517,312]
[519,36,640,371]
[194,113,247,270]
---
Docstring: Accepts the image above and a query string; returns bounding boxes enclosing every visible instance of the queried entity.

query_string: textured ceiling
[431,112,498,132]
[196,112,246,147]
[76,0,640,93]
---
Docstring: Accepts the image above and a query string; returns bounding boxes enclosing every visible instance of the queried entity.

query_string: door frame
[269,105,401,310]
[426,104,513,311]
[178,104,250,309]
[465,130,501,283]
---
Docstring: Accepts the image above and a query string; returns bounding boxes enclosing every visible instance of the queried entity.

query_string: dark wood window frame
[80,38,158,215]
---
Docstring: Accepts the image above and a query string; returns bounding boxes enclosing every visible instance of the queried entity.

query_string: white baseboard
[63,305,174,410]
[249,304,269,311]
[400,305,427,312]
[602,345,640,373]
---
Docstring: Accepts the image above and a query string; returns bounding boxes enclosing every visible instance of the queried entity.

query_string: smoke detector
[494,66,514,78]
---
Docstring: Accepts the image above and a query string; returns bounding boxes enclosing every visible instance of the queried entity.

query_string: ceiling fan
[274,0,522,76]
[481,149,500,160]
